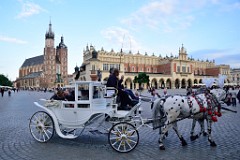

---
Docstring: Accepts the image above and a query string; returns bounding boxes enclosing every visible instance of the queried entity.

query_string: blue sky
[0,0,240,81]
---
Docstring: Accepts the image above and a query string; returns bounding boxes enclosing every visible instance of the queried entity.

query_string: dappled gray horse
[152,88,225,150]
[190,88,226,142]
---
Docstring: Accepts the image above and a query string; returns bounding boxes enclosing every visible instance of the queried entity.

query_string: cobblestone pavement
[0,89,240,160]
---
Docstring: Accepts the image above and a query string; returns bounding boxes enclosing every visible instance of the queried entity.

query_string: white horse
[152,88,226,150]
[190,88,227,142]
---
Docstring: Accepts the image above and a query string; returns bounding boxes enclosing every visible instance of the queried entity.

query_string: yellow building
[78,44,230,89]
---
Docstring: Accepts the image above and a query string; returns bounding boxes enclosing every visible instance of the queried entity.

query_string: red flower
[212,116,218,122]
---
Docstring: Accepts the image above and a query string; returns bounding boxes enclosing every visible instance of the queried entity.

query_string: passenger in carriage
[50,90,65,100]
[125,88,139,101]
[64,89,75,101]
[106,68,138,110]
[50,89,75,101]
[133,91,140,101]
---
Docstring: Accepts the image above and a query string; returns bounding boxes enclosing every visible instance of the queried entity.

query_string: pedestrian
[225,93,232,106]
[8,89,11,96]
[231,91,237,107]
[163,88,168,97]
[151,90,160,109]
[1,88,4,97]
[186,86,192,96]
[237,90,240,104]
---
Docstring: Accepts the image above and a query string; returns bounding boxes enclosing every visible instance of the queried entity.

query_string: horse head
[210,88,227,102]
[208,89,227,119]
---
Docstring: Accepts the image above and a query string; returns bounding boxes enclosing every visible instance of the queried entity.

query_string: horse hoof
[165,131,168,137]
[182,140,187,146]
[159,145,165,150]
[180,137,187,146]
[190,136,195,141]
[208,139,217,147]
[190,135,199,141]
[210,142,217,147]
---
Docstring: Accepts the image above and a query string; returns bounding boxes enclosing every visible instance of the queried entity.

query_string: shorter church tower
[56,36,68,86]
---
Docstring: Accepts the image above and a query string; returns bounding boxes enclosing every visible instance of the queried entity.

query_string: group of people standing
[225,88,240,107]
[1,88,13,97]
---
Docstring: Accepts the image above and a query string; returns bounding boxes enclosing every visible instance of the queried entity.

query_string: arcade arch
[151,78,158,89]
[181,79,186,88]
[159,78,165,89]
[175,79,180,89]
[194,79,198,84]
[166,78,171,89]
[125,77,133,89]
[187,79,192,87]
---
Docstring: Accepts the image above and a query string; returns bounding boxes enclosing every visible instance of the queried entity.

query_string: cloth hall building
[77,44,230,89]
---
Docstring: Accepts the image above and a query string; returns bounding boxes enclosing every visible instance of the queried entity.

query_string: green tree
[0,74,13,87]
[133,72,150,89]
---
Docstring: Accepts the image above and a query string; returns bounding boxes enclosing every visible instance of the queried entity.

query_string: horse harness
[187,91,221,122]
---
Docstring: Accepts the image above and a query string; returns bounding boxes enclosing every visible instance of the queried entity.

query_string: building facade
[230,68,240,86]
[16,22,68,89]
[78,44,231,89]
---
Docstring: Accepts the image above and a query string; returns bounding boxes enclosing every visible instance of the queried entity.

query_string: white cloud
[121,0,197,32]
[101,26,143,53]
[0,35,27,44]
[16,2,45,19]
[120,0,238,33]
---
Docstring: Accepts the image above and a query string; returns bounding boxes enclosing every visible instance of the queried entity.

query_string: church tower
[56,36,68,86]
[43,21,57,87]
[43,21,68,87]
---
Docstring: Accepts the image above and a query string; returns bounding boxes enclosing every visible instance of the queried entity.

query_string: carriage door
[60,101,78,126]
[76,83,92,124]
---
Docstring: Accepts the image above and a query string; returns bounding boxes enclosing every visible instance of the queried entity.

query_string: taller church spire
[45,21,55,40]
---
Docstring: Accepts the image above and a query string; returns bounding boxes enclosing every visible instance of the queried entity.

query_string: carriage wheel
[108,122,139,153]
[29,111,54,142]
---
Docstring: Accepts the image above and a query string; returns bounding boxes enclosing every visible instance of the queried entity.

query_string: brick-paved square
[0,89,239,160]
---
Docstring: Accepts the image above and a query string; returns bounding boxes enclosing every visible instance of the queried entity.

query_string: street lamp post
[97,69,102,81]
[120,48,122,71]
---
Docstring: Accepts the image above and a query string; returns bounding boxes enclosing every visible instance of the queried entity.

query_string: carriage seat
[105,87,117,98]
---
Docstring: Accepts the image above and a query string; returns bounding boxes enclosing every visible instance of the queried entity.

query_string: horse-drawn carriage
[29,78,235,152]
[29,81,144,153]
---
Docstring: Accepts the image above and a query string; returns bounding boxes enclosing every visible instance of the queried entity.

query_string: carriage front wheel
[29,111,54,142]
[108,122,139,153]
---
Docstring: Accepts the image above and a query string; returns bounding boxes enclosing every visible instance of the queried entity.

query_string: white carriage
[29,81,144,153]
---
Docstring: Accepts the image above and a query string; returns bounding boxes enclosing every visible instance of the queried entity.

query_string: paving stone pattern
[0,89,240,160]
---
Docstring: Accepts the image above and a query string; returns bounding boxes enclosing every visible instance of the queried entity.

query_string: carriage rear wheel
[108,122,139,153]
[29,111,54,142]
